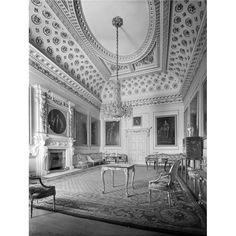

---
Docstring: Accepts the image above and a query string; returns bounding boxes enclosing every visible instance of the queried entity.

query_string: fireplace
[47,149,66,172]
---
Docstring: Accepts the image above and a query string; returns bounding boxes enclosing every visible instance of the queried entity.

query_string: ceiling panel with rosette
[29,0,207,108]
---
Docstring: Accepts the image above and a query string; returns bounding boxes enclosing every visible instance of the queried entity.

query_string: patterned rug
[34,166,206,236]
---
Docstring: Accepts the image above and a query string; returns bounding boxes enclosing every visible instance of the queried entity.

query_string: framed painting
[133,116,142,126]
[155,115,176,146]
[91,117,100,146]
[74,110,88,146]
[105,121,120,146]
[190,92,199,137]
[47,107,67,136]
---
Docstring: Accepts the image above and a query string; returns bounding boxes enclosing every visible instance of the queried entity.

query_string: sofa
[86,153,104,166]
[73,152,104,169]
[104,153,128,163]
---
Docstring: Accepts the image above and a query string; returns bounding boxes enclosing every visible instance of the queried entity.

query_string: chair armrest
[149,172,170,184]
[29,176,52,188]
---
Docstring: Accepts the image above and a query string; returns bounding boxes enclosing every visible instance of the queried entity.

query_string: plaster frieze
[45,138,71,147]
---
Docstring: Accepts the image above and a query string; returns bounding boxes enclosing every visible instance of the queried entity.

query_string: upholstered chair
[148,159,181,206]
[29,176,56,218]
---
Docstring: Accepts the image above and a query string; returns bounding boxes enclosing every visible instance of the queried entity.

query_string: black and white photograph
[25,0,210,235]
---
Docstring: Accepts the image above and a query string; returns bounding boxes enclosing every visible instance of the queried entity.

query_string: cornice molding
[124,94,183,107]
[29,45,101,109]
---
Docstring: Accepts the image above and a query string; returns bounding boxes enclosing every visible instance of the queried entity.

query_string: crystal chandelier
[101,16,133,119]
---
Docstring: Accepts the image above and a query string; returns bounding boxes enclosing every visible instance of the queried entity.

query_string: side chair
[29,176,56,218]
[148,159,181,207]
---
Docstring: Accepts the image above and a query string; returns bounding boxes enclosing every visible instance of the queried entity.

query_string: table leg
[112,170,114,187]
[101,169,105,194]
[185,159,187,182]
[124,169,129,197]
[146,161,148,170]
[131,167,135,189]
[198,177,203,205]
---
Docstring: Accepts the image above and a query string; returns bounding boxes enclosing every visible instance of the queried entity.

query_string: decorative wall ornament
[31,0,42,7]
[126,127,152,138]
[134,49,155,68]
[31,14,42,25]
[45,139,69,147]
[42,10,52,19]
[40,91,48,133]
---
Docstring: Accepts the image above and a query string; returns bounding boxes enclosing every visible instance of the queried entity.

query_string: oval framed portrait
[48,109,67,134]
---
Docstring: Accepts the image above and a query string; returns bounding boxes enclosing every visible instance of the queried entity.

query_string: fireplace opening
[47,149,66,171]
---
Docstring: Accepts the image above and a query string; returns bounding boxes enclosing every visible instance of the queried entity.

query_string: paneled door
[126,129,150,165]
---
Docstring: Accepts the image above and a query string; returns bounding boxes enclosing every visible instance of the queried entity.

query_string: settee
[145,153,186,171]
[73,152,104,169]
[104,153,128,163]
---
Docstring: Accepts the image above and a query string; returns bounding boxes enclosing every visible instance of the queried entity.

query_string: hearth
[47,149,66,172]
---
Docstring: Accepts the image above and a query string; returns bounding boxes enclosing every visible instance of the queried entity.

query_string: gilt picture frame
[155,115,176,146]
[105,121,120,146]
[47,106,67,136]
[133,116,142,126]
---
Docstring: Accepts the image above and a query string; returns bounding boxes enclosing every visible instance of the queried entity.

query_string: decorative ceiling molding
[180,14,207,98]
[101,71,181,103]
[44,0,171,82]
[46,0,111,79]
[29,0,206,107]
[167,0,207,87]
[73,0,158,64]
[29,45,101,109]
[29,0,108,100]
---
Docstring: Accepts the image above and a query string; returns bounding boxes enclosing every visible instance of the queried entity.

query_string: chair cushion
[29,185,55,199]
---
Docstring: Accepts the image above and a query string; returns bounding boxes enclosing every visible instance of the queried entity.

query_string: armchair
[148,159,181,206]
[29,176,56,218]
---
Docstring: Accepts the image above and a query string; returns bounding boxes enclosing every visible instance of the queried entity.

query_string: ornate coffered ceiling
[29,0,207,108]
